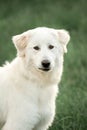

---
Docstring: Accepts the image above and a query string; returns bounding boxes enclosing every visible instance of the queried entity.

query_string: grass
[0,0,87,130]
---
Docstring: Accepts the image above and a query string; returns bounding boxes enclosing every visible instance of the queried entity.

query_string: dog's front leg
[2,110,39,130]
[33,111,55,130]
[2,118,35,130]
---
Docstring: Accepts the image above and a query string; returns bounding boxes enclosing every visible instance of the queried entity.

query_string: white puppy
[0,27,70,130]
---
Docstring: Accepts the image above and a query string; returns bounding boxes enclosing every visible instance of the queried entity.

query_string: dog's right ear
[12,32,29,57]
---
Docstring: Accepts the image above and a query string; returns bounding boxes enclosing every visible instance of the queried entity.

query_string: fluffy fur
[0,27,70,130]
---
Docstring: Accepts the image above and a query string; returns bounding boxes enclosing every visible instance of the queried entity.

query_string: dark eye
[33,46,40,50]
[48,45,54,49]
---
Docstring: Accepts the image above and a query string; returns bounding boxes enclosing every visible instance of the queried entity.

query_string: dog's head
[12,27,70,73]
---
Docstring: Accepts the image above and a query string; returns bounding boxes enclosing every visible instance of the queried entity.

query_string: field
[0,0,87,130]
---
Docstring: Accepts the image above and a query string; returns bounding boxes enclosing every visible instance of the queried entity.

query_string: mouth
[38,67,51,72]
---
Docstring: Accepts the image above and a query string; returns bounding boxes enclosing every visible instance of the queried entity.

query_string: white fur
[0,27,70,130]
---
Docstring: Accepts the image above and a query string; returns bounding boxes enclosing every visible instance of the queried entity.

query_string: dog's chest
[36,86,56,120]
[23,84,56,119]
[13,83,57,122]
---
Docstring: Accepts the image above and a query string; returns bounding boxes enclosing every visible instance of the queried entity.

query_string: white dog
[0,27,70,130]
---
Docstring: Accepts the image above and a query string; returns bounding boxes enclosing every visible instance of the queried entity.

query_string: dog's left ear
[12,32,29,57]
[57,30,70,53]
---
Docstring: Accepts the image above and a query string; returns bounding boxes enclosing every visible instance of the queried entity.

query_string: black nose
[42,60,50,68]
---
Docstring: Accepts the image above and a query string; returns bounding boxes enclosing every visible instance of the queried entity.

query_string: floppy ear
[57,30,70,53]
[12,32,29,57]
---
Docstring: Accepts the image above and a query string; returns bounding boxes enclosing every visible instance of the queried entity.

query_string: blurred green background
[0,0,87,130]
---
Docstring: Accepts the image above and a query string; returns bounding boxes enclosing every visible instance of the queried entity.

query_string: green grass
[0,0,87,130]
